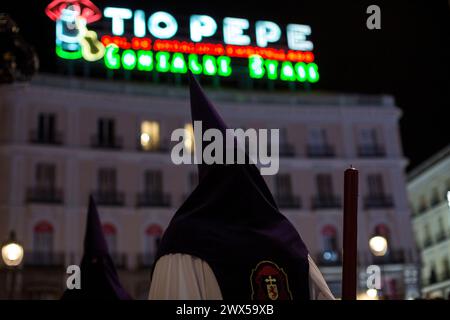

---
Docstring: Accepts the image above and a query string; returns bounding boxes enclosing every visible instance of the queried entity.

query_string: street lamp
[1,231,24,299]
[2,231,24,267]
[369,235,388,256]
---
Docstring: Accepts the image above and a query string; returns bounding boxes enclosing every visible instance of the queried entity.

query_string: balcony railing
[91,191,125,206]
[137,253,156,269]
[306,144,335,158]
[29,130,63,145]
[311,195,342,209]
[24,252,65,267]
[364,194,394,209]
[90,135,123,149]
[110,252,127,269]
[315,251,342,266]
[436,232,448,243]
[423,237,434,249]
[275,194,301,209]
[137,139,170,153]
[136,192,171,207]
[357,145,385,157]
[26,187,64,204]
[372,249,407,265]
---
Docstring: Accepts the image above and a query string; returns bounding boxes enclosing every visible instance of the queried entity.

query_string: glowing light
[287,24,313,51]
[190,15,217,42]
[223,17,251,46]
[56,45,82,59]
[104,44,120,69]
[45,0,102,23]
[1,242,24,267]
[137,51,153,71]
[104,7,133,36]
[255,21,281,47]
[148,11,178,39]
[189,54,202,74]
[249,55,265,79]
[280,61,296,81]
[134,10,146,37]
[369,236,388,256]
[76,17,105,61]
[217,56,232,77]
[295,62,307,82]
[366,288,378,299]
[141,121,160,150]
[122,49,137,70]
[156,52,171,72]
[265,60,278,80]
[170,53,187,73]
[203,55,217,75]
[307,63,319,82]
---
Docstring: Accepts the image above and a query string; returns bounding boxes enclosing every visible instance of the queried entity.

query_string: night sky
[2,0,449,171]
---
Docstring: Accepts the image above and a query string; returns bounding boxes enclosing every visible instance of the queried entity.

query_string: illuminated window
[140,121,160,151]
[184,123,195,153]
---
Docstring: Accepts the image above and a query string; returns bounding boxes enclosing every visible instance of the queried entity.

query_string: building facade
[408,145,450,299]
[0,74,419,299]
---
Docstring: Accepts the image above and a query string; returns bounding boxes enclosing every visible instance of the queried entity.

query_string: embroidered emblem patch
[250,260,293,300]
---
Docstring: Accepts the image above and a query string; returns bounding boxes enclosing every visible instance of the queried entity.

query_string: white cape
[148,254,334,300]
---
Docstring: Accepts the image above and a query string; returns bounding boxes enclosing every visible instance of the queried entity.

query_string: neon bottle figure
[56,6,82,59]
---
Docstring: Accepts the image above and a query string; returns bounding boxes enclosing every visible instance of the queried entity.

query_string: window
[102,223,117,253]
[97,118,115,145]
[359,128,378,147]
[316,174,333,197]
[140,121,160,151]
[184,123,195,153]
[144,170,163,194]
[275,174,293,196]
[431,188,440,206]
[144,224,163,261]
[367,174,385,196]
[33,221,54,253]
[308,128,327,146]
[37,113,56,142]
[98,168,116,193]
[35,163,56,190]
[321,225,339,262]
[374,224,390,240]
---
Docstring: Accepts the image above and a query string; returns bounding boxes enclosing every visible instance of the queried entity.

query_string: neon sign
[46,1,320,83]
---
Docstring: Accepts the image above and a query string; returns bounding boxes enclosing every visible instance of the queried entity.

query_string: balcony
[364,194,394,209]
[275,194,301,209]
[137,253,156,269]
[29,130,63,145]
[24,252,65,267]
[436,231,448,243]
[306,144,335,158]
[110,253,127,269]
[311,195,342,210]
[137,139,170,153]
[268,143,296,157]
[316,251,342,266]
[423,237,434,249]
[26,187,64,204]
[90,135,123,149]
[91,191,125,206]
[357,145,385,157]
[372,249,406,265]
[136,192,171,207]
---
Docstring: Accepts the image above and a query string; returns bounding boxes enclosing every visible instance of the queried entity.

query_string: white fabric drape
[148,254,335,300]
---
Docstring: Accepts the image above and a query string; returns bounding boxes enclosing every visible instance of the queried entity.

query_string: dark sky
[2,0,449,171]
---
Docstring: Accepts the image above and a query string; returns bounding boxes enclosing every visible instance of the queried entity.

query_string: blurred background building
[0,74,419,299]
[1,0,440,300]
[408,145,450,299]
